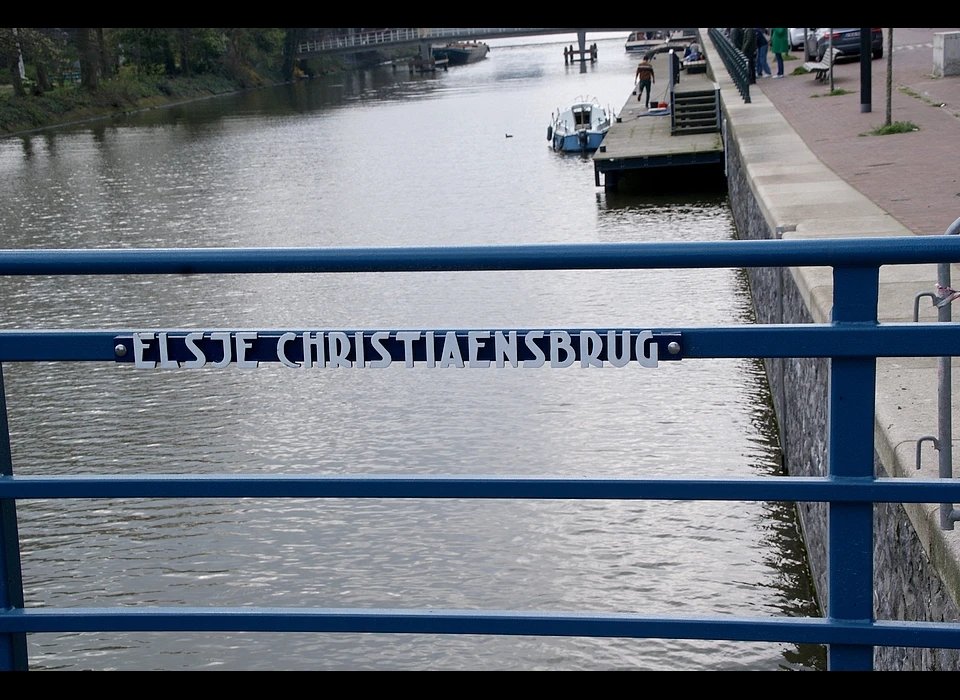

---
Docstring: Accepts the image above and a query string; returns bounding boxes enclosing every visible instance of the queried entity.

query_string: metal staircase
[671,87,720,135]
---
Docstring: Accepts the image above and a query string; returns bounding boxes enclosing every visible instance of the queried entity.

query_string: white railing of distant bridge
[297,28,546,54]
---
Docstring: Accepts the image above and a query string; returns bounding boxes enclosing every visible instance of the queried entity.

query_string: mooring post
[419,41,433,72]
[827,266,879,670]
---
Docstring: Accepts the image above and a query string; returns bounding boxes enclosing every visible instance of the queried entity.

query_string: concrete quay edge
[701,30,960,615]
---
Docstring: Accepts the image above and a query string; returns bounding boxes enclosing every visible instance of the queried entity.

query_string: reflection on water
[1,34,822,670]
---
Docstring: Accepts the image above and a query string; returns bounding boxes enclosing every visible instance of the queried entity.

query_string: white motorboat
[547,97,612,153]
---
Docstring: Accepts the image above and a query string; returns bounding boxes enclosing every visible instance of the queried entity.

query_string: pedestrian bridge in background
[295,28,682,57]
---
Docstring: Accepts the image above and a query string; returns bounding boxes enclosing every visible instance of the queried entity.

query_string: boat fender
[547,125,553,141]
[578,129,588,149]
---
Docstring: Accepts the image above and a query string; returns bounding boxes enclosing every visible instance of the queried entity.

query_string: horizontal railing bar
[0,237,959,274]
[2,608,959,648]
[0,324,958,361]
[3,475,960,503]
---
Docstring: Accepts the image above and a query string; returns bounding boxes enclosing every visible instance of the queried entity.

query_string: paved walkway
[755,28,960,237]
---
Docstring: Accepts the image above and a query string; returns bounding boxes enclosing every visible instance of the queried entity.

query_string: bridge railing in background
[297,28,543,54]
[2,238,960,671]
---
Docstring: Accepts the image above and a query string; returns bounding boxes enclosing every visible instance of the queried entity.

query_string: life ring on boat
[547,125,553,141]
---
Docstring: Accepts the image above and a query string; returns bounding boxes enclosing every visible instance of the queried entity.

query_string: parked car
[804,28,884,61]
[788,28,811,51]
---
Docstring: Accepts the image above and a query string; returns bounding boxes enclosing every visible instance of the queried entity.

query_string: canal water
[0,34,824,670]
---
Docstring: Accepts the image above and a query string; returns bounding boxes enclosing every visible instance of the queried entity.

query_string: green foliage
[790,66,809,76]
[109,28,281,78]
[0,70,242,133]
[859,121,919,136]
[0,28,346,133]
[221,28,288,78]
[114,28,172,76]
[0,85,91,131]
[252,29,286,67]
[811,88,852,98]
[899,86,946,109]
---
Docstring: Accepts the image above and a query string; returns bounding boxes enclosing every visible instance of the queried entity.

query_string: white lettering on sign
[133,332,155,369]
[370,331,392,368]
[184,332,206,369]
[278,332,299,368]
[127,330,667,369]
[523,331,545,368]
[495,330,518,368]
[211,332,232,369]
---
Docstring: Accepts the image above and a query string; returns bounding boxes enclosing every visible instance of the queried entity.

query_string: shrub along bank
[0,71,281,135]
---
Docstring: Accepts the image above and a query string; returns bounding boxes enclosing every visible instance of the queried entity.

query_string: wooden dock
[593,70,724,191]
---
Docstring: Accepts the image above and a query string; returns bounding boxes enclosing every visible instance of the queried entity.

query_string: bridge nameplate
[113,330,682,369]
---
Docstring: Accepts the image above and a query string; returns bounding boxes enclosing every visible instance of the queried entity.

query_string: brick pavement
[754,28,960,236]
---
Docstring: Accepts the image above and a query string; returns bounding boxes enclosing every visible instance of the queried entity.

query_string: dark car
[805,28,884,61]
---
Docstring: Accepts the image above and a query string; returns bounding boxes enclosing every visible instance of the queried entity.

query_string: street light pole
[860,27,872,113]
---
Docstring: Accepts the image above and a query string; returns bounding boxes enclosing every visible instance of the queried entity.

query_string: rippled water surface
[0,33,823,670]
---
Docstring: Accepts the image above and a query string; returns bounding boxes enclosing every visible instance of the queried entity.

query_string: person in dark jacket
[741,27,757,83]
[730,27,744,50]
[755,28,772,78]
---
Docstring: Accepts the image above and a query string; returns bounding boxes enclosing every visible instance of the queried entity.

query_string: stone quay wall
[723,113,960,671]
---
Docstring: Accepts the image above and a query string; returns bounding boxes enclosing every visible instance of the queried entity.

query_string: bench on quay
[803,47,842,83]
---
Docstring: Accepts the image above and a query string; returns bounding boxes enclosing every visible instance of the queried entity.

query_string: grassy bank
[0,71,284,135]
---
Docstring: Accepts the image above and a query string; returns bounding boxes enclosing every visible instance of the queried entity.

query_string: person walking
[771,28,789,78]
[635,57,655,108]
[755,28,772,78]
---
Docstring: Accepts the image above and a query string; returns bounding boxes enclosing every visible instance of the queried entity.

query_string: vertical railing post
[0,364,27,671]
[935,216,960,529]
[827,266,878,670]
[937,255,956,529]
[669,50,677,135]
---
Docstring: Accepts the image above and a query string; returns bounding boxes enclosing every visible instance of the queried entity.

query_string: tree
[282,28,301,81]
[0,29,26,97]
[178,28,192,77]
[885,28,893,127]
[114,28,175,76]
[16,28,64,94]
[76,27,98,90]
[96,28,114,79]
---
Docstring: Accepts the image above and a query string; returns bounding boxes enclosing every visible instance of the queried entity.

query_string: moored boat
[432,42,490,65]
[547,97,612,153]
[626,29,698,54]
[625,30,669,54]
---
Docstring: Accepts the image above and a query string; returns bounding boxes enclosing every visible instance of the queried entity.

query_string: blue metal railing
[3,237,960,671]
